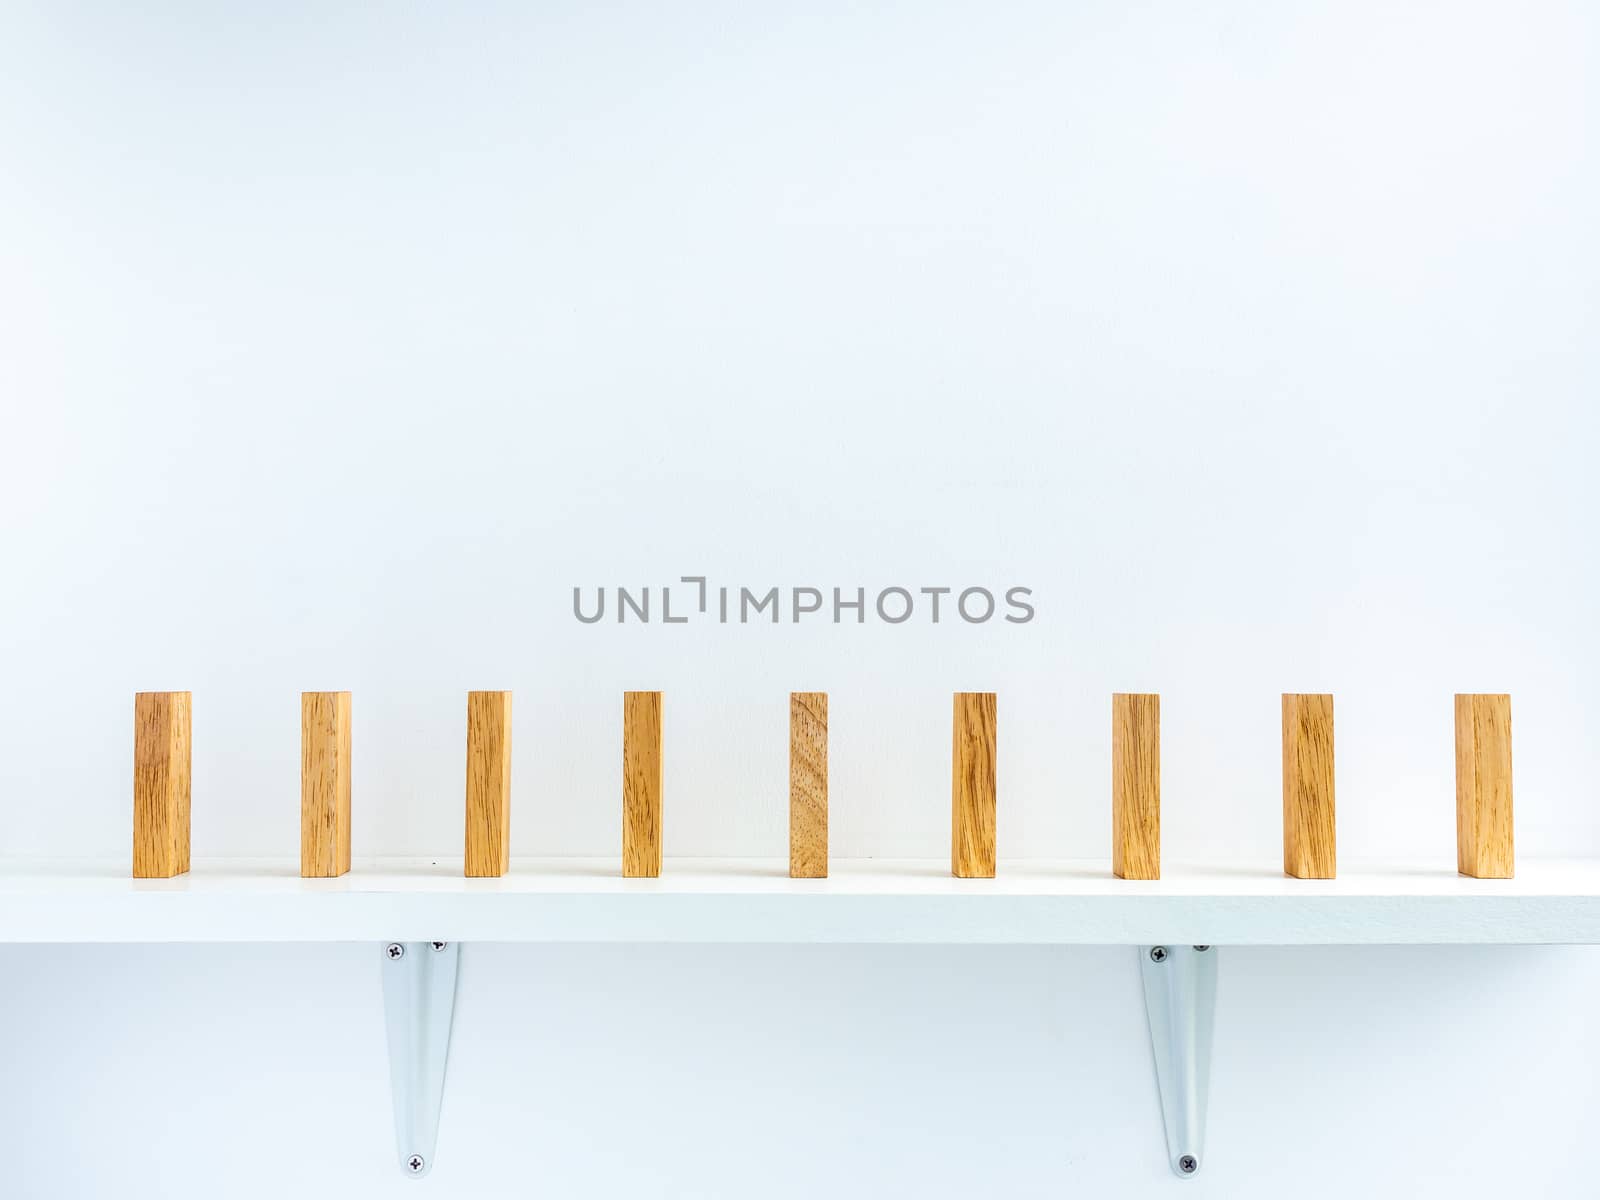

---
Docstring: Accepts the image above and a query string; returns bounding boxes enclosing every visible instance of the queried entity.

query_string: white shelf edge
[3,858,1600,945]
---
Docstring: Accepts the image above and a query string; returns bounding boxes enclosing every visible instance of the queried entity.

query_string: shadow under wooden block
[789,692,829,879]
[1456,693,1513,879]
[951,692,997,878]
[301,691,352,879]
[133,691,191,878]
[465,691,513,878]
[623,691,663,878]
[1282,693,1336,879]
[1113,693,1160,880]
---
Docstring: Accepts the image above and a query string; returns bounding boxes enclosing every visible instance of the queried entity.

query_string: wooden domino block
[133,691,191,878]
[1112,693,1160,880]
[622,691,663,877]
[789,692,828,878]
[1282,693,1336,878]
[301,691,352,878]
[465,691,513,878]
[1456,693,1513,878]
[951,692,998,878]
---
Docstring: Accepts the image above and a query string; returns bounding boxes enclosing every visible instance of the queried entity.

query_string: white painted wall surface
[1,2,1597,1195]
[5,944,1600,1198]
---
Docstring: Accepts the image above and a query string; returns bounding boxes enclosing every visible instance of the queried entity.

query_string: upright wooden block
[622,691,663,877]
[789,692,829,879]
[1282,693,1336,879]
[133,691,191,878]
[301,691,352,879]
[951,692,998,878]
[1112,693,1160,880]
[465,691,513,878]
[1456,693,1513,879]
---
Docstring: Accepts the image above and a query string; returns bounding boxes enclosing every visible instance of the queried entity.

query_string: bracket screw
[1149,946,1168,963]
[1178,1154,1198,1174]
[430,941,448,952]
[386,943,405,960]
[407,1154,425,1174]
[1193,945,1211,952]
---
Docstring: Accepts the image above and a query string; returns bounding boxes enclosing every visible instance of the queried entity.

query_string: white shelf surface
[4,858,1600,944]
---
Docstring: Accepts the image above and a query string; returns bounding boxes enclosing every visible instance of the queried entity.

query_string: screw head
[1193,945,1211,952]
[1178,1154,1199,1174]
[386,943,405,960]
[407,1154,425,1174]
[1149,946,1169,963]
[430,941,448,952]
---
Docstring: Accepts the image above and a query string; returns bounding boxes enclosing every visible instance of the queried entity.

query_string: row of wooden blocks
[130,690,1516,881]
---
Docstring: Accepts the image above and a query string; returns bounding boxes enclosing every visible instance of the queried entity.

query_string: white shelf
[4,857,1600,945]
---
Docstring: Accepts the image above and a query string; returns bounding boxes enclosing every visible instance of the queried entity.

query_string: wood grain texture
[1456,693,1513,879]
[951,692,998,878]
[789,692,829,878]
[1112,693,1161,880]
[133,691,191,878]
[464,691,512,878]
[1282,693,1336,879]
[622,691,663,877]
[300,691,352,879]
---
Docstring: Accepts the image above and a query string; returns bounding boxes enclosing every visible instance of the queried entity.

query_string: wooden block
[622,691,663,877]
[1282,693,1336,879]
[1112,693,1160,880]
[133,691,191,878]
[301,691,352,879]
[1456,693,1513,878]
[789,692,828,879]
[465,691,513,878]
[951,692,998,878]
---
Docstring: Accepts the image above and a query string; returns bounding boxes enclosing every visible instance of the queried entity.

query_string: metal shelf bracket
[381,940,461,1179]
[1139,944,1217,1178]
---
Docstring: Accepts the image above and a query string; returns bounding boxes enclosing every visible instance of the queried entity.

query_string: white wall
[2,2,1598,1196]
[5,943,1600,1199]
